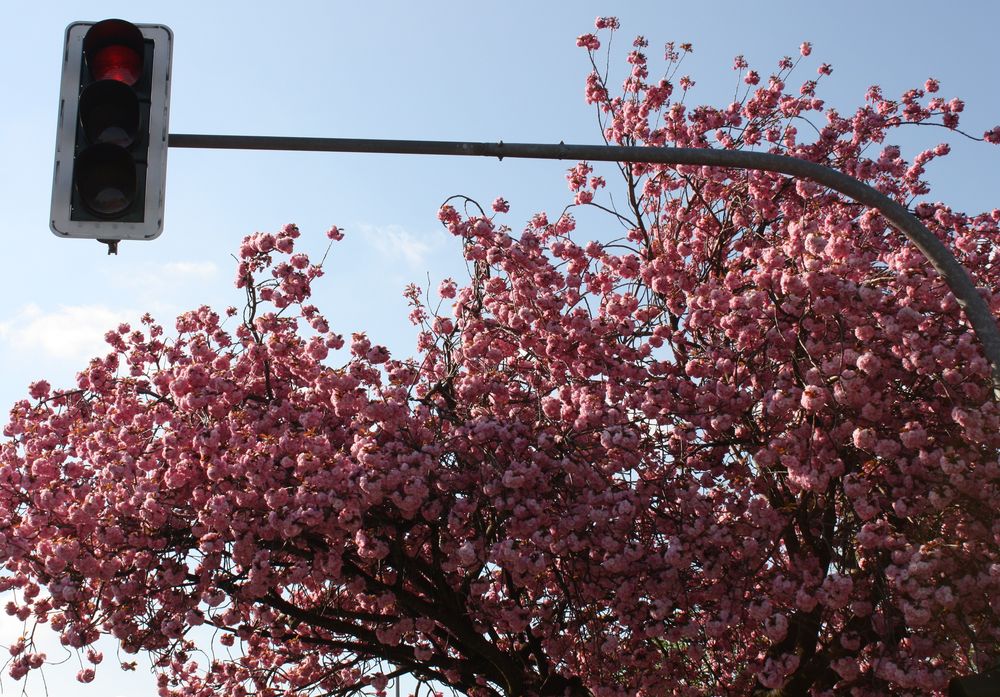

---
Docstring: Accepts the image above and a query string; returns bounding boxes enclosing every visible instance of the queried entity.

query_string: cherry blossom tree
[2,17,1000,697]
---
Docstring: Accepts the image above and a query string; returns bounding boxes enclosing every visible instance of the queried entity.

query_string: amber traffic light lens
[79,80,140,147]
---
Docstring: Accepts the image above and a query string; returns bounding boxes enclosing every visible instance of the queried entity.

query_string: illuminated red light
[83,19,145,86]
[90,44,142,85]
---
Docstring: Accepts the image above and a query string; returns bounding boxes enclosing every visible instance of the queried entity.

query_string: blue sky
[1,2,998,696]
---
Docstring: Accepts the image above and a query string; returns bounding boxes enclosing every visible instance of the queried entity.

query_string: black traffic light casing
[51,19,172,241]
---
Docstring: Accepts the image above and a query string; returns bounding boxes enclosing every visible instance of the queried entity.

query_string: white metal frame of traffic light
[50,21,172,241]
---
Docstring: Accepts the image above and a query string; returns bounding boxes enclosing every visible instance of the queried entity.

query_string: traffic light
[51,19,172,245]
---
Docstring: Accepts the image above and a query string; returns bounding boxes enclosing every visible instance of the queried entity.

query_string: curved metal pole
[170,134,1000,399]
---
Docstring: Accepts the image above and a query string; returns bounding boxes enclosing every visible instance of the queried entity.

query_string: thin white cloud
[356,223,441,269]
[100,259,225,321]
[0,303,135,361]
[0,261,222,371]
[109,260,219,291]
[161,261,218,278]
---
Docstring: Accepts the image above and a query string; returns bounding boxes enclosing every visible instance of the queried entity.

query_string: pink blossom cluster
[0,18,999,697]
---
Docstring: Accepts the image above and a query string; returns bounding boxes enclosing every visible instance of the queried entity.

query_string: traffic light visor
[83,19,144,85]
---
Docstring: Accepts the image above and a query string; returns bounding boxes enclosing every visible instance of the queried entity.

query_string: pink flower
[853,428,877,450]
[438,278,457,299]
[899,422,928,449]
[455,541,476,565]
[800,385,828,411]
[804,233,827,255]
[255,234,275,253]
[437,205,459,225]
[765,613,788,642]
[366,345,390,364]
[831,657,861,681]
[28,381,50,400]
[856,352,881,375]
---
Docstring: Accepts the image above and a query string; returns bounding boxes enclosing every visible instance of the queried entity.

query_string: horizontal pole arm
[168,133,1000,398]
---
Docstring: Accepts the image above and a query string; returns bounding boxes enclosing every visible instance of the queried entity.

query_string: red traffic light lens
[74,143,137,217]
[83,19,145,86]
[91,45,142,85]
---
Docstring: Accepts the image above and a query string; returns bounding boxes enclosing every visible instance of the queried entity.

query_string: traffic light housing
[51,19,172,242]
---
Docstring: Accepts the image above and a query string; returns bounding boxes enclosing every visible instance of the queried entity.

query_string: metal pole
[168,134,1000,399]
